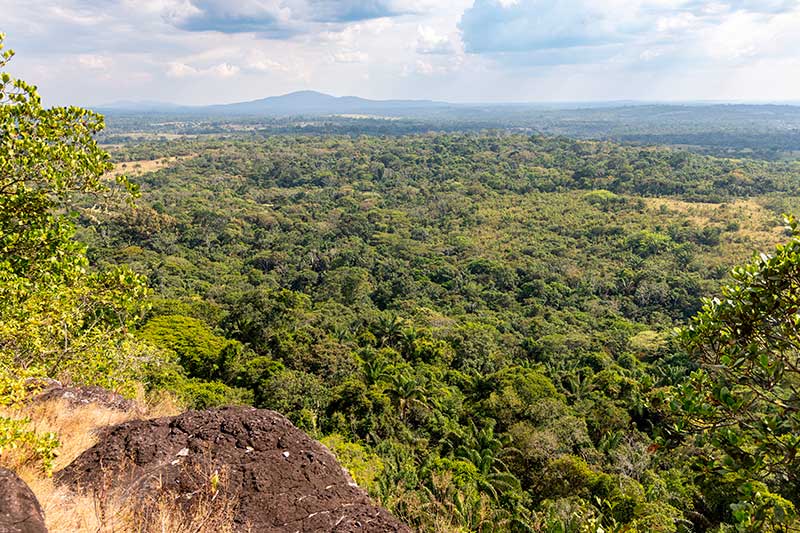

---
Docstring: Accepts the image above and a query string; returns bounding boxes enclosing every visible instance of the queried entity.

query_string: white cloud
[458,0,800,70]
[2,0,800,105]
[166,62,197,77]
[655,12,699,32]
[403,54,465,77]
[700,9,800,62]
[161,0,204,23]
[332,51,369,63]
[245,57,288,72]
[167,61,240,78]
[319,18,395,47]
[639,48,664,61]
[415,59,435,74]
[210,62,240,76]
[77,54,112,70]
[416,25,453,54]
[48,5,107,25]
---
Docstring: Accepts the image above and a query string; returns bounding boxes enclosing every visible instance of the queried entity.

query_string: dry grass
[106,155,195,179]
[20,469,239,533]
[642,197,785,244]
[118,463,241,533]
[4,396,235,533]
[16,401,137,471]
[14,473,102,533]
[642,196,788,271]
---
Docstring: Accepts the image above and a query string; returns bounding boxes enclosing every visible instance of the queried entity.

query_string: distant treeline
[100,104,800,160]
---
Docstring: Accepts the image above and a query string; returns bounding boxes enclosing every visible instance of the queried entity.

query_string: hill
[208,90,451,115]
[99,97,800,160]
[98,90,454,116]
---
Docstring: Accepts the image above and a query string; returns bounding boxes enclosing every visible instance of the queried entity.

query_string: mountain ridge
[97,90,800,118]
[99,90,454,115]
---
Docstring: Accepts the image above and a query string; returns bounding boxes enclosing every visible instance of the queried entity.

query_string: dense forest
[3,33,800,532]
[73,135,798,531]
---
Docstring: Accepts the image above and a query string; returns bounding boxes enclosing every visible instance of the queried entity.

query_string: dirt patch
[57,407,410,532]
[0,468,47,533]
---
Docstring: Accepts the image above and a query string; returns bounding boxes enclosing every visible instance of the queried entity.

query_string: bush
[0,416,59,473]
[320,434,384,494]
[139,315,243,381]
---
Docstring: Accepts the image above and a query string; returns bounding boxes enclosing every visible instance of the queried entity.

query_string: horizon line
[94,91,800,110]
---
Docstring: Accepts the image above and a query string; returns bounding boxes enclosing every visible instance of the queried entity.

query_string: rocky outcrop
[0,468,47,533]
[57,406,410,532]
[31,383,136,412]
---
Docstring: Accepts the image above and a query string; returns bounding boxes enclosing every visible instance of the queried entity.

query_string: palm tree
[398,326,420,358]
[455,420,523,504]
[373,313,405,347]
[384,372,428,422]
[563,370,593,402]
[363,354,391,386]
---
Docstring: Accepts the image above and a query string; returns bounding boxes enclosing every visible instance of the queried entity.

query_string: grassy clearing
[643,196,787,265]
[106,155,196,178]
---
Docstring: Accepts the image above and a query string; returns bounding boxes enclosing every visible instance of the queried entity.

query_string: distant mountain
[96,92,800,119]
[98,91,456,116]
[206,90,455,116]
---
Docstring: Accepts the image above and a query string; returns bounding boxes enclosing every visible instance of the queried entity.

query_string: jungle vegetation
[2,33,800,532]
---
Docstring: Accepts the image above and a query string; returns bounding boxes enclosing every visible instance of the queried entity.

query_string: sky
[1,0,800,106]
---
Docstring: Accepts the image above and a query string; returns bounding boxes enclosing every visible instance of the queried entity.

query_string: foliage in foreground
[668,215,800,532]
[0,34,200,473]
[0,33,150,391]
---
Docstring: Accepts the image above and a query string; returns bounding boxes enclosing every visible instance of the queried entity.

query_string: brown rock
[0,468,47,533]
[57,406,410,532]
[31,384,136,412]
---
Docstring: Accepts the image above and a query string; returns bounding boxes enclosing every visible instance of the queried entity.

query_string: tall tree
[674,215,800,531]
[0,33,148,389]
